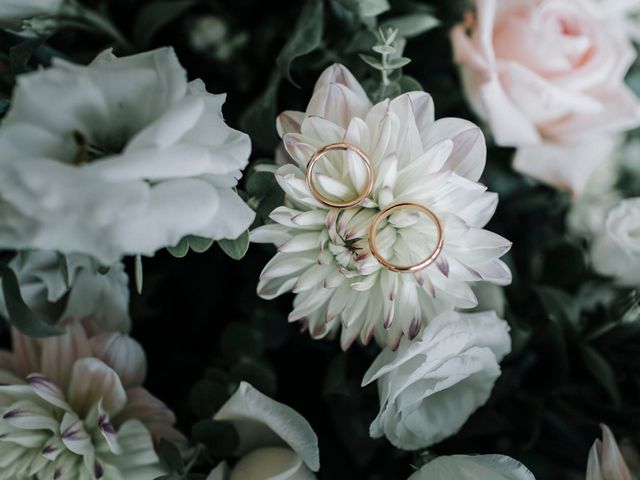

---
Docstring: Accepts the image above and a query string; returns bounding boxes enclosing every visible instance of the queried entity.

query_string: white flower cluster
[253,64,511,350]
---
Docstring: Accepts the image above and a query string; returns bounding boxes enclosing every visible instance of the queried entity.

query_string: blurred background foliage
[1,0,640,478]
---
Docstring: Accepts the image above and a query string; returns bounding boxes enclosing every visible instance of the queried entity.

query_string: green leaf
[189,380,230,418]
[134,255,143,294]
[535,286,579,327]
[580,345,621,408]
[167,238,190,258]
[358,54,384,70]
[221,322,264,361]
[191,420,240,458]
[246,170,278,198]
[188,236,214,253]
[218,231,250,260]
[323,353,349,397]
[372,45,396,55]
[56,253,70,289]
[386,57,411,69]
[357,0,390,17]
[157,439,185,474]
[229,360,277,397]
[239,74,280,152]
[276,0,324,87]
[0,266,63,338]
[398,75,424,93]
[9,39,43,75]
[381,14,440,37]
[132,0,196,48]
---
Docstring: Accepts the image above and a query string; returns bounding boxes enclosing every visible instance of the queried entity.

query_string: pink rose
[451,0,640,192]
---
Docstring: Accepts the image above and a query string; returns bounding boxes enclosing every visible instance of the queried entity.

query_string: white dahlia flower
[0,251,130,332]
[408,454,536,480]
[209,381,320,480]
[0,319,185,479]
[252,64,511,349]
[0,47,254,266]
[363,310,511,450]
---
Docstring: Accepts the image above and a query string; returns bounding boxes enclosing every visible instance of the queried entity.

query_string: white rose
[0,0,62,21]
[210,382,319,480]
[0,250,130,331]
[0,47,254,265]
[362,310,511,450]
[408,454,536,480]
[592,198,640,286]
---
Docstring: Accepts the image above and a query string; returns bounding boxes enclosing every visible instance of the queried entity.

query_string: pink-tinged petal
[276,110,306,137]
[587,424,633,480]
[26,374,71,412]
[513,136,618,194]
[39,320,92,391]
[424,118,486,181]
[307,83,371,129]
[312,64,369,103]
[67,358,127,417]
[214,381,320,472]
[89,333,147,389]
[10,329,41,379]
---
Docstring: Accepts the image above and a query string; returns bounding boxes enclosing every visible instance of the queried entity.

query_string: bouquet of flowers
[0,0,639,478]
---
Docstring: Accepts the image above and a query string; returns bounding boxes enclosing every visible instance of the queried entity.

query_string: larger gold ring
[368,203,444,273]
[306,143,373,209]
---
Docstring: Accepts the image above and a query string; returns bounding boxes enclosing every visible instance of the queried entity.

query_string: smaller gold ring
[306,143,373,209]
[368,203,444,273]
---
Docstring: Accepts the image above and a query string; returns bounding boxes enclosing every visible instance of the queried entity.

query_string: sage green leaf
[134,255,143,294]
[535,286,579,327]
[359,54,384,70]
[187,236,214,253]
[381,13,440,38]
[357,0,390,17]
[399,75,424,93]
[132,0,196,48]
[387,57,411,69]
[157,439,185,474]
[580,345,621,408]
[0,265,62,338]
[191,420,239,458]
[276,0,324,87]
[218,230,250,260]
[239,74,280,152]
[167,238,190,258]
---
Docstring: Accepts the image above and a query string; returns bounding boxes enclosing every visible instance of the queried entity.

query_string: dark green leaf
[189,379,230,418]
[246,170,278,198]
[9,39,43,75]
[381,14,439,37]
[580,345,621,408]
[359,53,384,70]
[398,75,424,93]
[229,359,277,397]
[276,0,324,87]
[218,231,250,260]
[239,74,280,152]
[323,353,349,397]
[0,266,63,338]
[535,286,579,327]
[357,0,390,17]
[154,475,183,480]
[132,0,196,48]
[188,236,214,253]
[221,322,263,361]
[157,439,185,474]
[191,420,240,457]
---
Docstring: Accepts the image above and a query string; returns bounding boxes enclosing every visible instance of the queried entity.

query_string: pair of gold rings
[305,142,444,273]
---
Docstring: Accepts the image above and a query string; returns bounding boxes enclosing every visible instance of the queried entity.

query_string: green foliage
[132,0,196,48]
[276,0,325,87]
[191,420,240,458]
[217,230,250,260]
[167,236,215,258]
[0,265,62,338]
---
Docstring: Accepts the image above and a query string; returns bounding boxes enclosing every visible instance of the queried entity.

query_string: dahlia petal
[307,83,371,129]
[276,111,306,137]
[89,333,146,389]
[67,358,127,417]
[26,374,71,412]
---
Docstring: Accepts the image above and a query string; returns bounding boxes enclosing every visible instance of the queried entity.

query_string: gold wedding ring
[368,203,444,273]
[306,143,373,209]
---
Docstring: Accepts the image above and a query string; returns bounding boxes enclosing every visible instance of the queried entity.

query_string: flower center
[72,129,127,165]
